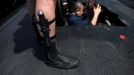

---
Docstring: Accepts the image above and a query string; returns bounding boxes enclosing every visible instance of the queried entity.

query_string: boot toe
[57,54,80,69]
[45,54,80,69]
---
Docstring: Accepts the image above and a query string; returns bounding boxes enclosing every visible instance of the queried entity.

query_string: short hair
[73,1,83,12]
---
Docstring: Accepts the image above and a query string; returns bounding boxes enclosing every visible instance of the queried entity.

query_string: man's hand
[93,4,102,16]
[91,4,102,26]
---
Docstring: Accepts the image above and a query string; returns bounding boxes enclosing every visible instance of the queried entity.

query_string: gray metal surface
[119,0,134,9]
[0,0,134,75]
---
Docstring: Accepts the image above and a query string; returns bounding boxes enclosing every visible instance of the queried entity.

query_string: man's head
[73,1,85,16]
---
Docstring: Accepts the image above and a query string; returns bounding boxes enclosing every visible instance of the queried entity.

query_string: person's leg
[26,0,79,69]
[35,0,56,37]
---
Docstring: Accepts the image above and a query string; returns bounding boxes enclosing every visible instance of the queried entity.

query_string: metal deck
[0,0,134,75]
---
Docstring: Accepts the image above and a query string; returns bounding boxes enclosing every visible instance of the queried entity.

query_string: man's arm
[91,4,102,26]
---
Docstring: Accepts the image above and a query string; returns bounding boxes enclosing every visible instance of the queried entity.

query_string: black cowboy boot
[43,36,80,69]
[32,11,80,69]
